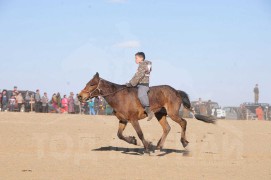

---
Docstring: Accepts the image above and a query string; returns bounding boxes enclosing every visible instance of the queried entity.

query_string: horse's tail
[177,90,216,124]
[178,90,191,109]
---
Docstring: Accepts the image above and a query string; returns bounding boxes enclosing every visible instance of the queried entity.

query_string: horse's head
[78,72,101,102]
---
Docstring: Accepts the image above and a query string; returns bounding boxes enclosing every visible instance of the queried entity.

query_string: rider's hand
[126,83,132,87]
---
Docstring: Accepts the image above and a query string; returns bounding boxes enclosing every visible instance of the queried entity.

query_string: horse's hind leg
[155,112,171,150]
[117,120,137,145]
[130,120,152,153]
[168,114,189,148]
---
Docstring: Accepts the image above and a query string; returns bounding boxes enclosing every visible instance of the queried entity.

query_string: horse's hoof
[156,146,163,151]
[156,147,161,151]
[143,141,154,154]
[144,148,155,156]
[144,149,151,155]
[129,136,137,145]
[148,142,155,153]
[181,138,189,148]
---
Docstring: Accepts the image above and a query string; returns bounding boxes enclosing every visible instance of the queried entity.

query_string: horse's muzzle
[77,95,83,102]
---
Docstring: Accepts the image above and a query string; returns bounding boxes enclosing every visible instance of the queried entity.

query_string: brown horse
[78,73,215,153]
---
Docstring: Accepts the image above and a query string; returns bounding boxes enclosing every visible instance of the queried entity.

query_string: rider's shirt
[129,60,152,87]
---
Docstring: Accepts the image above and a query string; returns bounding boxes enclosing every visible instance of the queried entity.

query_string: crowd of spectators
[0,86,112,115]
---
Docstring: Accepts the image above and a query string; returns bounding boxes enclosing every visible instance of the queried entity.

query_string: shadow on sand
[92,146,189,156]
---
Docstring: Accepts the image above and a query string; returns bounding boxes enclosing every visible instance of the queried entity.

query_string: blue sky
[0,0,270,106]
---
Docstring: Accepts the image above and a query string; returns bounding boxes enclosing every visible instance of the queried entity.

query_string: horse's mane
[100,78,126,91]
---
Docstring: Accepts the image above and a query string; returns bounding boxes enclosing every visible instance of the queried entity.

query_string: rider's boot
[145,106,155,121]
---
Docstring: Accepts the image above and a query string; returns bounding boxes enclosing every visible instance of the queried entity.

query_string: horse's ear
[94,72,99,78]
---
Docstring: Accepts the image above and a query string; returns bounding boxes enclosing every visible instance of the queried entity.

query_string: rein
[100,87,128,97]
[81,79,128,98]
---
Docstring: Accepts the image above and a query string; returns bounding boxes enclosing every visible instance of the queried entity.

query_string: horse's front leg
[130,120,153,153]
[117,120,137,145]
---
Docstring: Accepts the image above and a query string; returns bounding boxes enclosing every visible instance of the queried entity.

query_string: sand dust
[0,112,271,180]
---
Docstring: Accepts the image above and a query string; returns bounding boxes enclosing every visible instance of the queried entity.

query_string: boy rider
[126,52,154,121]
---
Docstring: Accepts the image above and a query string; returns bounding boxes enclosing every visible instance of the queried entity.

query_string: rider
[126,52,154,121]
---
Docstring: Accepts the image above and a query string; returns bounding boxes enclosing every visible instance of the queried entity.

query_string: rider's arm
[129,64,145,86]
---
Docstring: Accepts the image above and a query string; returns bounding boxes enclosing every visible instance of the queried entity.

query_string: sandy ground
[0,112,271,180]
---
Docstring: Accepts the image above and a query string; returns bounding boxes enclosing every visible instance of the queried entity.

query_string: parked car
[211,102,226,119]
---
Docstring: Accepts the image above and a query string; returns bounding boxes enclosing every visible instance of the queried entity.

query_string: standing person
[13,86,18,95]
[74,94,81,114]
[105,101,112,115]
[35,89,42,113]
[88,99,95,115]
[41,92,49,113]
[1,90,8,112]
[9,95,16,112]
[254,84,259,104]
[126,52,154,121]
[16,93,24,112]
[68,92,75,114]
[256,105,263,120]
[56,93,62,109]
[83,102,89,115]
[51,93,59,113]
[80,102,88,114]
[264,107,268,120]
[25,91,31,112]
[268,108,271,121]
[98,97,106,115]
[0,92,2,111]
[94,97,99,115]
[80,103,85,114]
[61,95,68,112]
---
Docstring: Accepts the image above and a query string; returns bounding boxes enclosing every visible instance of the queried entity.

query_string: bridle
[81,79,102,98]
[81,78,128,98]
